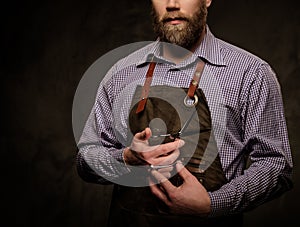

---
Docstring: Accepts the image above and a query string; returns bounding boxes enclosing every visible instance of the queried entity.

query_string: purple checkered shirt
[76,26,293,216]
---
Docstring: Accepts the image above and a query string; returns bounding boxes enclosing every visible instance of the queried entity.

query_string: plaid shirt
[77,26,293,216]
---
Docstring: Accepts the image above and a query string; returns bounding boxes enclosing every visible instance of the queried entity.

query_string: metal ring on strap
[184,94,198,107]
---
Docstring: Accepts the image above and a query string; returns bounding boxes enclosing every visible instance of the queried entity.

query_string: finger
[165,139,185,151]
[176,161,193,182]
[157,149,180,160]
[157,166,173,174]
[144,127,152,139]
[154,149,180,165]
[149,178,170,204]
[151,170,176,192]
[148,176,156,186]
[135,127,152,141]
[152,139,185,157]
[157,166,173,179]
[161,172,171,179]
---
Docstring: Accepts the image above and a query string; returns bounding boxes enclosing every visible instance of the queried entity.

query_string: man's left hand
[149,162,211,216]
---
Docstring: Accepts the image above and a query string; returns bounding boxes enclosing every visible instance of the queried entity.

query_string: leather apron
[108,61,241,226]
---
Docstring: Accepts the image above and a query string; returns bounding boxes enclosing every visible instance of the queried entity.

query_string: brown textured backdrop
[1,0,299,226]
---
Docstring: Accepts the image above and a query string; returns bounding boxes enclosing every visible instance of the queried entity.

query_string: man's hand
[124,128,185,167]
[149,161,211,216]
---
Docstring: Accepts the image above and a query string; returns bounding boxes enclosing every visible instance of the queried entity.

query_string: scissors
[151,107,198,140]
[150,108,203,170]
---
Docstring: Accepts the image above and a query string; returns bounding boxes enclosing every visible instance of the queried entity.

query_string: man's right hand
[123,128,185,167]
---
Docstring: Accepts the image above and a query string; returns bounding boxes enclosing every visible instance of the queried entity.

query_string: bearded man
[76,1,293,226]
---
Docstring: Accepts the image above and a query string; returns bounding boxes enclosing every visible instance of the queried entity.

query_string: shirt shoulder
[217,38,269,69]
[215,37,278,89]
[112,42,157,71]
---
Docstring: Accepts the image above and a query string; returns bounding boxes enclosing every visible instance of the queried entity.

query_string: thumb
[135,127,152,141]
[176,161,193,182]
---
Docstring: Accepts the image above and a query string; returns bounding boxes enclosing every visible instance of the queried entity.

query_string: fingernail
[178,140,185,147]
[176,160,184,169]
[150,169,157,175]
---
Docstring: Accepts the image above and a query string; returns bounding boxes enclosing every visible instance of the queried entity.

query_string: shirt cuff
[208,185,236,217]
[111,148,131,172]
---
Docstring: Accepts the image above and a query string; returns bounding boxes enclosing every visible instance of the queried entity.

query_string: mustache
[161,12,190,23]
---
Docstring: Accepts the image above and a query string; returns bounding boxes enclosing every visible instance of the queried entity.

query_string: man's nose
[166,0,180,11]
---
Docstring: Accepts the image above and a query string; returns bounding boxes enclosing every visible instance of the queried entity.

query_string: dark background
[1,0,299,226]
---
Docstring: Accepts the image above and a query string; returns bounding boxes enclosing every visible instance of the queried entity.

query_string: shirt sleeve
[208,63,293,216]
[76,65,131,184]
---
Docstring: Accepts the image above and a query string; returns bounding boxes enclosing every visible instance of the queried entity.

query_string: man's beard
[152,4,207,49]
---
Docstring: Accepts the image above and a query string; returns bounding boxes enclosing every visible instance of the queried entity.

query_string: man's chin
[164,23,186,32]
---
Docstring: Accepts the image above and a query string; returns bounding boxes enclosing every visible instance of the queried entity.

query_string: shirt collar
[194,26,226,66]
[136,25,226,67]
[135,40,162,67]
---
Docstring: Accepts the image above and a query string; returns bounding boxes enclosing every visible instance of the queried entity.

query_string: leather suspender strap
[135,59,205,114]
[136,62,156,114]
[187,60,205,99]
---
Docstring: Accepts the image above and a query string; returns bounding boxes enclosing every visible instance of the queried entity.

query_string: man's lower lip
[167,20,185,25]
